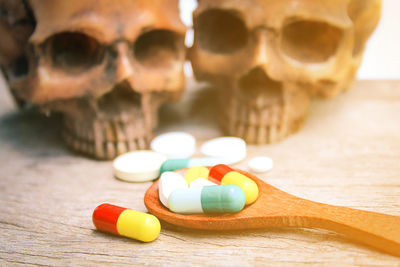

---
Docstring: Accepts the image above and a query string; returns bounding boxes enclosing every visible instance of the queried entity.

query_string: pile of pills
[158,164,259,214]
[113,132,273,182]
[94,132,274,242]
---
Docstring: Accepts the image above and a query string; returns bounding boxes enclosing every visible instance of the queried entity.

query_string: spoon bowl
[144,168,400,256]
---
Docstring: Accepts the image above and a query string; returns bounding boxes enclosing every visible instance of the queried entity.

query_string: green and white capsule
[159,157,227,174]
[168,185,246,214]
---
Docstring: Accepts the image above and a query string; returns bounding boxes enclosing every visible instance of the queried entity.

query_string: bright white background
[179,0,400,79]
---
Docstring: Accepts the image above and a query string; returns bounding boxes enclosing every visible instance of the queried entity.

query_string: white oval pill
[189,178,217,188]
[113,150,167,182]
[200,137,246,164]
[151,132,196,159]
[248,156,273,173]
[158,172,188,208]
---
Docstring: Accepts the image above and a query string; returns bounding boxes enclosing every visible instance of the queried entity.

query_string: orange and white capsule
[92,203,160,242]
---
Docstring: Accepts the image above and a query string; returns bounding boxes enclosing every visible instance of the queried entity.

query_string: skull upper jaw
[194,64,310,144]
[189,0,381,144]
[58,89,177,160]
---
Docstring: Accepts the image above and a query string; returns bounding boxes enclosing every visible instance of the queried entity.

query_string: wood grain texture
[1,77,400,266]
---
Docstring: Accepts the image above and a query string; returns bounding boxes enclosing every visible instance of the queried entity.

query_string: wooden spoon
[144,169,400,256]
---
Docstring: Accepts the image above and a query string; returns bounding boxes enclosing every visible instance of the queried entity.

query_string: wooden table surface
[0,77,399,266]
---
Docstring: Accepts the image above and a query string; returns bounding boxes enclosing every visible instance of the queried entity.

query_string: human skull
[189,0,381,143]
[0,0,186,159]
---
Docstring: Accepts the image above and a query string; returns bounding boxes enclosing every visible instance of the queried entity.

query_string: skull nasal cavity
[13,56,29,77]
[98,81,141,114]
[238,68,282,97]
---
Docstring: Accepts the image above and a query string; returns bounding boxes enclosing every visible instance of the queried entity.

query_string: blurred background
[179,0,400,79]
[1,0,398,107]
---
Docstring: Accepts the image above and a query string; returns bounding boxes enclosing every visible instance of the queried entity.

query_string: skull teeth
[63,118,150,160]
[220,89,308,144]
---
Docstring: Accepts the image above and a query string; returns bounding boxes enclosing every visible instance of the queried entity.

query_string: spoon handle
[299,200,400,256]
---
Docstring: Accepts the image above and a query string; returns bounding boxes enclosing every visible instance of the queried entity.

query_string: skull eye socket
[46,32,104,72]
[281,20,343,63]
[134,29,183,68]
[195,9,248,53]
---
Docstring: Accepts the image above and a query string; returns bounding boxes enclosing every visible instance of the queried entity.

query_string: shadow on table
[158,84,221,130]
[0,84,221,160]
[0,107,70,159]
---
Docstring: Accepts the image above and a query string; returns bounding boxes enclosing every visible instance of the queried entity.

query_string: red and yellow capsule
[209,164,259,205]
[92,203,160,242]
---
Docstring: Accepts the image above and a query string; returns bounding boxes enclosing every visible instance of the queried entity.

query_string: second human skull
[190,0,381,143]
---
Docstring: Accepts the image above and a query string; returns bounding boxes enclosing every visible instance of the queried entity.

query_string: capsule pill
[168,185,246,214]
[190,178,217,188]
[209,164,259,205]
[159,157,227,174]
[158,171,188,208]
[184,166,210,185]
[92,203,160,242]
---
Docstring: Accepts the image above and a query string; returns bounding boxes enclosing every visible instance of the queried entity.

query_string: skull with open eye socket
[0,0,186,159]
[189,0,381,144]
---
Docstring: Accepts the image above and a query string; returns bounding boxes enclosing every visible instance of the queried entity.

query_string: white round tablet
[200,137,247,165]
[151,132,196,159]
[248,156,273,173]
[113,150,167,182]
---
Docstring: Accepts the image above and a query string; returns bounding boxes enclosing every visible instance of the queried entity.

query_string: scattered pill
[158,171,188,208]
[209,164,259,205]
[201,137,246,164]
[190,178,217,188]
[159,157,227,174]
[184,166,210,185]
[248,156,273,173]
[168,185,246,214]
[151,132,196,159]
[113,151,167,182]
[92,203,160,242]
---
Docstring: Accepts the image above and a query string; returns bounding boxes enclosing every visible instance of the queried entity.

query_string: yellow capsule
[184,166,210,185]
[221,172,259,205]
[117,209,161,242]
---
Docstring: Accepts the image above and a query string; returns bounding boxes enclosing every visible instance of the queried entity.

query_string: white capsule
[168,185,246,214]
[168,187,203,214]
[158,171,188,208]
[190,178,217,188]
